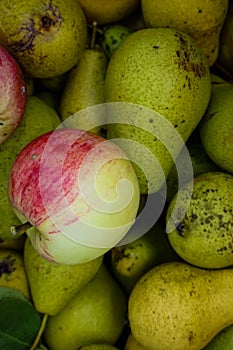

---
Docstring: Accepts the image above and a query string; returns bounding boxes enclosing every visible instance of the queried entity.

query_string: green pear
[0,0,87,78]
[0,95,61,240]
[111,219,179,293]
[44,264,127,350]
[24,237,103,316]
[80,345,119,350]
[166,129,219,203]
[105,28,211,194]
[36,72,68,93]
[141,0,228,66]
[166,171,233,269]
[124,333,150,350]
[0,249,30,299]
[60,31,108,136]
[203,324,233,349]
[199,74,233,174]
[217,1,233,75]
[128,261,233,350]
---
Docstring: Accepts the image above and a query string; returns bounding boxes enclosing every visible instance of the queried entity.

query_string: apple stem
[9,221,32,237]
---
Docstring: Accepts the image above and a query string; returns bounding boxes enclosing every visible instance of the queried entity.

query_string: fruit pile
[0,1,233,349]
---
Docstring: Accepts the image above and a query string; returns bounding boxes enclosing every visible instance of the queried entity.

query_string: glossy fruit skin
[8,128,140,264]
[0,45,26,144]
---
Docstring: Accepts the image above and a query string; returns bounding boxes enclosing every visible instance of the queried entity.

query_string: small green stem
[30,313,49,350]
[9,221,32,237]
[90,21,98,50]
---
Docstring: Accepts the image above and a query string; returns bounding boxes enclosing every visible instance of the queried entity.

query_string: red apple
[8,128,140,264]
[0,46,26,144]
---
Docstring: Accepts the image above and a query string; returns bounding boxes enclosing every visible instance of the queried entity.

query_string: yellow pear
[141,0,229,66]
[128,261,233,350]
[0,0,87,78]
[0,249,30,299]
[77,0,140,24]
[24,237,103,316]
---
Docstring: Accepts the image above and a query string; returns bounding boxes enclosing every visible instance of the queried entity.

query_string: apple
[0,45,26,144]
[8,128,140,264]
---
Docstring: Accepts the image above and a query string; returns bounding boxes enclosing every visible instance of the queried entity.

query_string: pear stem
[30,313,49,350]
[90,21,98,50]
[9,221,32,237]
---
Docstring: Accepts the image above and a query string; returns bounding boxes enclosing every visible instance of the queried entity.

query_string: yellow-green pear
[0,249,30,299]
[0,95,61,240]
[166,129,219,203]
[44,264,127,350]
[166,171,233,269]
[203,324,233,349]
[199,74,233,174]
[23,237,103,316]
[80,345,119,350]
[124,333,150,350]
[77,0,140,24]
[128,261,233,350]
[141,0,228,66]
[0,0,87,78]
[111,219,179,293]
[217,1,233,75]
[105,28,211,194]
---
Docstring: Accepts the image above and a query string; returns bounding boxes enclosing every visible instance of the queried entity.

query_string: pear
[24,237,103,316]
[203,324,233,349]
[0,95,61,241]
[111,219,179,293]
[166,129,219,203]
[217,1,233,75]
[60,23,108,135]
[44,264,127,350]
[105,28,211,194]
[128,261,233,350]
[80,345,119,350]
[0,0,87,78]
[99,24,133,59]
[77,0,140,25]
[124,333,150,350]
[166,171,233,269]
[0,249,30,299]
[141,0,228,66]
[199,74,233,174]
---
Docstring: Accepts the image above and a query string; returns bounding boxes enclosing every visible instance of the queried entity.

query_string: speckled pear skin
[105,28,211,194]
[0,0,87,78]
[141,0,228,67]
[166,171,233,269]
[124,333,150,350]
[199,75,233,174]
[80,345,119,350]
[203,324,233,349]
[24,237,103,316]
[128,261,233,350]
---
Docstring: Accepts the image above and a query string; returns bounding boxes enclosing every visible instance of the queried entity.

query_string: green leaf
[0,297,41,350]
[0,287,27,302]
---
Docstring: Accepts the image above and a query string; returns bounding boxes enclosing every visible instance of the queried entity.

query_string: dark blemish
[190,213,198,222]
[198,9,202,13]
[189,331,194,342]
[149,118,154,123]
[175,222,185,237]
[176,50,180,57]
[9,0,63,53]
[0,122,3,126]
[174,124,178,128]
[0,256,16,276]
[153,45,160,49]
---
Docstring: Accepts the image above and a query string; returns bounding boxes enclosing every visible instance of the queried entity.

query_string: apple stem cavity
[9,221,32,237]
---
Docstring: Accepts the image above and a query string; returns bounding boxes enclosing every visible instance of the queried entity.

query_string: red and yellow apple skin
[0,46,26,144]
[8,128,140,264]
